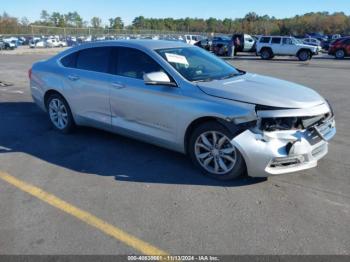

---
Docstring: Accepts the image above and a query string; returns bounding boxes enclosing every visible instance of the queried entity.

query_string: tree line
[1,10,350,35]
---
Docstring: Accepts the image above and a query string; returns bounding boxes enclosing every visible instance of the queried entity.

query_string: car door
[109,46,181,145]
[243,35,255,51]
[270,37,282,54]
[280,37,297,55]
[61,47,113,129]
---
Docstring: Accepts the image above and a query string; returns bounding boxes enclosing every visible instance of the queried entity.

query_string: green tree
[50,12,65,27]
[40,10,50,23]
[109,17,124,30]
[91,17,102,28]
[132,16,145,29]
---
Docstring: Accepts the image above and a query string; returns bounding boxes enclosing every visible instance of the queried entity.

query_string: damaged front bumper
[231,105,336,177]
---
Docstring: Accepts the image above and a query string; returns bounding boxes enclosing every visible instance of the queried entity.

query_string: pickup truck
[256,36,318,61]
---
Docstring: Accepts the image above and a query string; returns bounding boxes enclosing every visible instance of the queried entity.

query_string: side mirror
[143,71,177,87]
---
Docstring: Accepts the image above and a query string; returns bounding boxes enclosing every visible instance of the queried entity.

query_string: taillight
[28,68,32,79]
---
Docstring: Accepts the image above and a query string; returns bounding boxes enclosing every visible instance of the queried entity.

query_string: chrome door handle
[111,82,125,89]
[68,75,80,81]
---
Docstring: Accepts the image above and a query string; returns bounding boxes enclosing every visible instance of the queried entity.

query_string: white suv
[256,36,318,61]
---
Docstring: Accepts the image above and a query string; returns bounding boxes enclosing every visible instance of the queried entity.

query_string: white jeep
[256,36,318,61]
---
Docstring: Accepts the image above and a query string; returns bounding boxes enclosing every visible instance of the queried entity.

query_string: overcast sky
[2,0,349,25]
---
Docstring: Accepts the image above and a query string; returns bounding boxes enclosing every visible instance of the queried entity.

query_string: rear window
[259,37,271,43]
[271,37,281,44]
[60,52,78,68]
[76,47,111,73]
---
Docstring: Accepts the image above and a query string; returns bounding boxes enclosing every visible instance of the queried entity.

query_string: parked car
[46,38,68,48]
[305,33,328,42]
[328,37,350,59]
[302,38,322,52]
[46,38,61,48]
[29,40,336,180]
[256,36,318,61]
[329,34,341,41]
[29,39,47,48]
[3,37,19,48]
[194,38,212,51]
[321,39,332,51]
[0,39,15,50]
[212,36,231,55]
[184,35,203,45]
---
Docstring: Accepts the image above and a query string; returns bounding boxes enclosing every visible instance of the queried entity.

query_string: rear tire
[335,49,345,59]
[46,93,74,133]
[188,121,246,180]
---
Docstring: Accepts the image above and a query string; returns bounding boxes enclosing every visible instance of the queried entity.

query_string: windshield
[156,47,242,82]
[291,37,300,44]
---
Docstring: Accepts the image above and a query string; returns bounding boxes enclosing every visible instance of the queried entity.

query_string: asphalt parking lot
[0,50,349,255]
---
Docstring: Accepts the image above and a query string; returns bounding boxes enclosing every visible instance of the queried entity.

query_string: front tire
[188,122,246,180]
[298,50,311,61]
[335,49,345,59]
[46,93,74,133]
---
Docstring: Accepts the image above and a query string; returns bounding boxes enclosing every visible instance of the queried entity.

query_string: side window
[60,52,78,68]
[259,37,271,43]
[116,47,163,79]
[76,47,111,73]
[282,38,292,45]
[271,37,281,44]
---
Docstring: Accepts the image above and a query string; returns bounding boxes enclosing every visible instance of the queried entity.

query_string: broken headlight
[260,114,331,132]
[260,117,302,131]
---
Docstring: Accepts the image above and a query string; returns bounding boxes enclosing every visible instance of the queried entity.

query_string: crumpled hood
[197,73,325,109]
[297,43,318,50]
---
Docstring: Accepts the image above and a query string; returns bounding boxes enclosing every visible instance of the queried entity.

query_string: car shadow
[0,102,266,187]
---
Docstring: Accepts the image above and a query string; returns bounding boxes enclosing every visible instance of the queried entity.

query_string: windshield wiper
[193,77,214,83]
[193,71,244,82]
[219,72,243,80]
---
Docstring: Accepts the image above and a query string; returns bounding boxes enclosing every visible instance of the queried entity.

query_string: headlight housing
[260,117,301,131]
[259,114,332,132]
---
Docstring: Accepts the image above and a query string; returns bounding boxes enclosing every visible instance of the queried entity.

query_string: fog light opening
[270,155,305,168]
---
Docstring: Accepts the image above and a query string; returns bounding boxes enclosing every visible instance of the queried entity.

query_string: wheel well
[184,117,225,154]
[260,47,272,53]
[297,48,311,56]
[336,48,346,53]
[44,90,65,109]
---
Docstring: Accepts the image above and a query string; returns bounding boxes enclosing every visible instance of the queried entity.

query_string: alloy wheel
[48,98,69,130]
[194,131,237,175]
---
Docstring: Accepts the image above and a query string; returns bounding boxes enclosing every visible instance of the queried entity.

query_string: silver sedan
[29,40,335,180]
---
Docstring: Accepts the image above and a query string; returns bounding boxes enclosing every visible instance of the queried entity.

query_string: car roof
[74,40,190,50]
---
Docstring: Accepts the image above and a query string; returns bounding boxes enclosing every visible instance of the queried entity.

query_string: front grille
[314,118,335,141]
[304,113,334,144]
